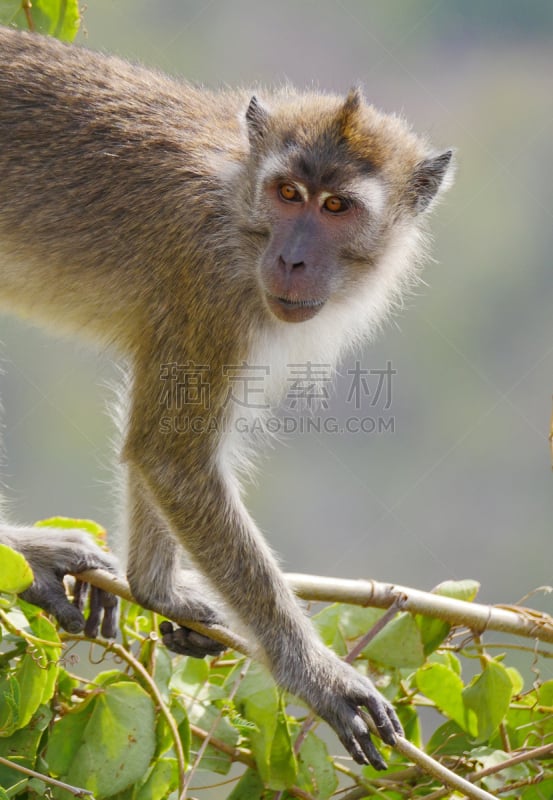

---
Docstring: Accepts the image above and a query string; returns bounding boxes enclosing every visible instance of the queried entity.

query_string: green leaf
[505,666,523,695]
[417,616,451,656]
[312,604,348,655]
[417,581,478,656]
[0,1,20,27]
[426,719,475,756]
[35,517,108,549]
[135,757,178,800]
[0,675,20,737]
[227,768,266,799]
[47,681,156,798]
[295,731,338,799]
[416,662,477,736]
[170,656,230,771]
[522,777,553,800]
[188,701,237,775]
[397,703,421,748]
[432,579,480,602]
[0,545,33,594]
[170,656,213,701]
[537,679,553,706]
[470,746,529,793]
[336,605,385,640]
[462,660,513,740]
[0,0,80,41]
[362,612,425,668]
[0,706,52,785]
[154,698,188,760]
[233,663,297,790]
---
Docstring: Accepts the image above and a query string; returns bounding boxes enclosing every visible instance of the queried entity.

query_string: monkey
[0,27,453,769]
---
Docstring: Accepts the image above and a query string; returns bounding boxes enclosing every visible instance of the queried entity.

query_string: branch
[75,568,252,655]
[76,568,553,645]
[73,568,550,800]
[288,573,553,644]
[393,736,496,800]
[0,755,93,798]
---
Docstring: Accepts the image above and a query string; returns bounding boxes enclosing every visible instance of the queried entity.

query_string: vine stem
[0,608,63,648]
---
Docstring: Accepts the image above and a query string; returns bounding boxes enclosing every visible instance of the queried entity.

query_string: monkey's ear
[410,149,454,213]
[245,96,270,147]
[337,87,363,134]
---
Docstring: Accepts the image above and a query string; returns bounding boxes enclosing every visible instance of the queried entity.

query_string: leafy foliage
[0,0,79,41]
[0,531,552,799]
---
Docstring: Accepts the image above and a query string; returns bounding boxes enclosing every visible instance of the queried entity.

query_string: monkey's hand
[293,651,402,770]
[4,527,119,638]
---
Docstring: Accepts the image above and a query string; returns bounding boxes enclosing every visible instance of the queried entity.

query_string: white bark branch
[76,568,553,646]
[72,567,552,800]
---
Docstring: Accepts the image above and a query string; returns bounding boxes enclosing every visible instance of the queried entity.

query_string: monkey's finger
[72,579,89,612]
[84,585,103,638]
[100,601,118,639]
[350,715,387,771]
[332,707,387,769]
[22,579,86,634]
[364,693,401,747]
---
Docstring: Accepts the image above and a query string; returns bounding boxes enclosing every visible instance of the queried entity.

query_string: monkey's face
[256,176,377,324]
[243,90,453,327]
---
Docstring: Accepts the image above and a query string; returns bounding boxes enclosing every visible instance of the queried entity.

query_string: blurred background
[1,1,551,611]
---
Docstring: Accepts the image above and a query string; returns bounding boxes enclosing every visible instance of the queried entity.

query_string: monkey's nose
[278,255,306,272]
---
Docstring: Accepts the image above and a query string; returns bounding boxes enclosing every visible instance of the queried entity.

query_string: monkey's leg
[0,523,118,637]
[125,472,225,658]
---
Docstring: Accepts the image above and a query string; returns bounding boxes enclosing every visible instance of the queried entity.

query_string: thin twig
[181,659,251,798]
[422,741,553,800]
[0,755,93,798]
[21,0,35,31]
[188,724,315,800]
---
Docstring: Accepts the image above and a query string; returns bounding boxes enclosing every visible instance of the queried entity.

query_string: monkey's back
[0,27,247,345]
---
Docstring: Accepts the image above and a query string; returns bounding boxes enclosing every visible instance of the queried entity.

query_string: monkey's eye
[323,195,350,214]
[279,183,302,203]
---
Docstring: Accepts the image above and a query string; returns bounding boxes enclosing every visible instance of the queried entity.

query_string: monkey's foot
[159,620,226,658]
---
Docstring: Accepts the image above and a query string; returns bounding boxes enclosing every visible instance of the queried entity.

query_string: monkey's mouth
[267,294,326,323]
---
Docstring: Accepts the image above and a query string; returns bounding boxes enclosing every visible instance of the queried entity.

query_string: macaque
[0,27,453,769]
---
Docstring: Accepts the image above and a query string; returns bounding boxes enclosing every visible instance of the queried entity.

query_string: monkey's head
[243,88,453,329]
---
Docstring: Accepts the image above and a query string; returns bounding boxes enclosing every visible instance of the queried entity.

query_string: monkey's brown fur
[0,27,453,768]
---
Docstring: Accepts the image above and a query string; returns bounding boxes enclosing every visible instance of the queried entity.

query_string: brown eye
[279,183,301,203]
[323,195,348,214]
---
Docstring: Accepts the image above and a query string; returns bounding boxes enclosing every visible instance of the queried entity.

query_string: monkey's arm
[124,380,401,769]
[0,525,118,638]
